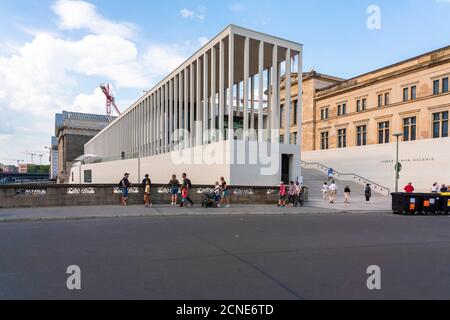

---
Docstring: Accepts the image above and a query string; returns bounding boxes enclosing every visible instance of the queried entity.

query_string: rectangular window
[443,77,449,93]
[356,100,361,112]
[384,92,390,106]
[433,111,449,138]
[378,94,383,107]
[411,85,417,100]
[362,98,367,110]
[403,117,417,141]
[434,80,440,95]
[84,170,92,183]
[356,125,367,146]
[378,121,390,144]
[280,104,285,128]
[321,108,329,120]
[320,132,329,150]
[337,128,347,148]
[403,87,409,102]
[337,104,346,116]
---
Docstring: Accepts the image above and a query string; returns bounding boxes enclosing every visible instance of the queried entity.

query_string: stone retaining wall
[0,184,309,209]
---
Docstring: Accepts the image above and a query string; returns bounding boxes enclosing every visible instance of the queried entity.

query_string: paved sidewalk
[0,198,393,223]
[308,195,391,212]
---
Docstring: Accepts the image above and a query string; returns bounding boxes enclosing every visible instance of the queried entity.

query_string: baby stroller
[201,189,216,208]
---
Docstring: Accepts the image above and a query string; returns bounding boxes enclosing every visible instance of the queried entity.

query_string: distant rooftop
[55,111,115,136]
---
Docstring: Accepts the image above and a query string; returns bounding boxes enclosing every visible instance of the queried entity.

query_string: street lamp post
[393,133,403,193]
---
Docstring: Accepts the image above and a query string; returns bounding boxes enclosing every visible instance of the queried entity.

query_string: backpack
[118,179,123,188]
[186,178,192,189]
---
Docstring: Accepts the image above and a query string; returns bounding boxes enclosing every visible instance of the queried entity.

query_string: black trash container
[422,194,442,215]
[441,193,450,215]
[391,193,423,215]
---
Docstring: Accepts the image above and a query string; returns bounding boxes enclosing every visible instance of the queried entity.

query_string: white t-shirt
[322,185,329,192]
[329,184,337,192]
[431,185,439,193]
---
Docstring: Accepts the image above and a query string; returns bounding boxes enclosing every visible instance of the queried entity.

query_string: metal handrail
[301,160,390,195]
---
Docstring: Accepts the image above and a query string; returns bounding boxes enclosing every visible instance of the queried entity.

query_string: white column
[190,64,195,147]
[203,52,209,144]
[196,58,202,146]
[211,46,216,141]
[228,33,234,141]
[184,68,189,149]
[285,48,292,145]
[219,39,225,140]
[271,44,278,142]
[169,79,173,151]
[243,36,249,140]
[174,76,178,151]
[258,41,264,142]
[178,71,183,150]
[166,83,170,153]
[149,95,153,156]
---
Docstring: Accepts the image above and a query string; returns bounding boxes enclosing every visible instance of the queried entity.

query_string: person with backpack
[344,186,351,204]
[169,174,180,206]
[119,173,132,206]
[180,173,194,207]
[142,174,152,207]
[288,181,296,206]
[294,181,304,207]
[365,184,372,204]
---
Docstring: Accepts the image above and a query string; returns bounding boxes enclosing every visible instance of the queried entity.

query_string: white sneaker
[226,205,230,208]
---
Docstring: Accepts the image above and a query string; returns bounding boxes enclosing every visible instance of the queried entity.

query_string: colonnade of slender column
[84,27,303,160]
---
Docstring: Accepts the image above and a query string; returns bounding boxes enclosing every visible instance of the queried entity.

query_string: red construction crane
[100,84,122,117]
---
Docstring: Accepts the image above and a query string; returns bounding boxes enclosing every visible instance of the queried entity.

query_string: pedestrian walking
[142,174,152,207]
[440,184,448,193]
[180,173,194,207]
[219,177,230,208]
[169,174,180,206]
[322,182,329,201]
[364,184,372,204]
[404,182,415,193]
[344,186,351,203]
[288,181,296,206]
[295,181,304,207]
[328,181,337,204]
[327,168,334,181]
[119,173,131,206]
[278,181,287,207]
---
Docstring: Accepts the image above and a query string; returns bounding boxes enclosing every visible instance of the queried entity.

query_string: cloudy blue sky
[0,0,449,164]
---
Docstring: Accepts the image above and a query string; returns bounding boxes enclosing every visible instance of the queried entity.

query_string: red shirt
[279,184,286,196]
[404,185,414,193]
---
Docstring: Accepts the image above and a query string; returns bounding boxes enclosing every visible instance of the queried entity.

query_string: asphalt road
[1,213,450,299]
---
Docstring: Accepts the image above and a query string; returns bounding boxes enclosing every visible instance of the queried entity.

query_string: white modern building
[71,25,304,186]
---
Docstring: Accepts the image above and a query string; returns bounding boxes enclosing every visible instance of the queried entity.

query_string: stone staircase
[301,160,390,198]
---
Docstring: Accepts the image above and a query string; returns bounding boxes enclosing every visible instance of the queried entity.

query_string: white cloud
[142,45,186,80]
[52,0,137,38]
[180,8,194,18]
[72,87,106,114]
[180,7,207,21]
[198,37,209,46]
[1,0,195,162]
